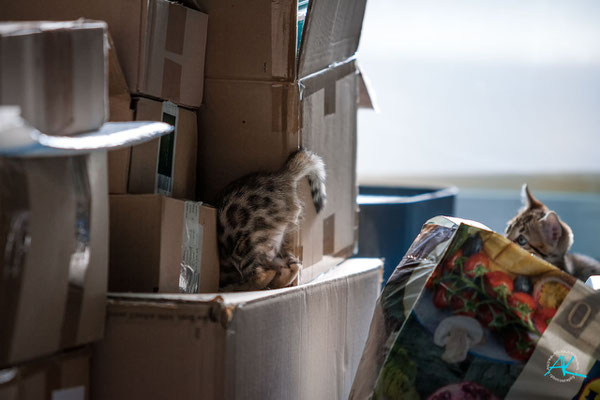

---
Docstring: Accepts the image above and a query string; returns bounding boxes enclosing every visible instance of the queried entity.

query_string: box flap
[0,107,173,157]
[297,0,367,78]
[357,64,378,111]
[108,33,133,122]
[297,60,358,265]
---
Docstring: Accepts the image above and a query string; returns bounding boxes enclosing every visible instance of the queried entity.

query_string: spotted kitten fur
[217,149,326,291]
[505,184,600,282]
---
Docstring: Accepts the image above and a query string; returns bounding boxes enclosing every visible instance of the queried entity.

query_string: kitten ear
[540,211,562,247]
[521,184,543,209]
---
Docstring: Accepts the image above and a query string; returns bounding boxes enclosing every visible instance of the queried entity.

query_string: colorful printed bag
[351,217,600,400]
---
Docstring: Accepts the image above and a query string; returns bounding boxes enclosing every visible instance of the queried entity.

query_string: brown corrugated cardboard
[107,148,131,194]
[107,33,133,123]
[92,258,382,400]
[0,153,108,368]
[1,0,208,108]
[109,194,219,293]
[0,347,90,400]
[297,0,367,78]
[184,0,366,81]
[0,20,107,135]
[108,97,197,199]
[198,59,359,275]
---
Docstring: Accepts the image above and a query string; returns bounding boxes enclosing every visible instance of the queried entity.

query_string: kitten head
[505,184,573,264]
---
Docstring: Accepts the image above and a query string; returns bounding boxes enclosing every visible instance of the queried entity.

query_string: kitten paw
[269,262,301,288]
[253,267,278,289]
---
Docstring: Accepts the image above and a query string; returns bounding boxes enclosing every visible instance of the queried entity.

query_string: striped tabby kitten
[217,149,326,291]
[505,184,600,282]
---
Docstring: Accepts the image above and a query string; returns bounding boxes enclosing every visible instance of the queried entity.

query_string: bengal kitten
[216,149,326,291]
[505,184,600,282]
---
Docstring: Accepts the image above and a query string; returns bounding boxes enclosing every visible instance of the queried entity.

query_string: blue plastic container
[357,186,458,285]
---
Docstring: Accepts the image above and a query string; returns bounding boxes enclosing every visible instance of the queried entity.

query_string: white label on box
[179,201,204,293]
[155,101,179,196]
[52,386,85,400]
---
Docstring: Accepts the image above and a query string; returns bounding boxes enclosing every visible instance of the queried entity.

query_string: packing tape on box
[269,0,294,78]
[162,2,186,101]
[42,29,75,133]
[145,0,186,103]
[323,214,335,255]
[60,156,92,347]
[165,2,186,55]
[0,159,31,363]
[297,58,356,103]
[271,84,300,156]
[271,84,289,133]
[179,201,204,293]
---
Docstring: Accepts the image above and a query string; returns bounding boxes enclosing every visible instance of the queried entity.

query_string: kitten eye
[516,235,528,246]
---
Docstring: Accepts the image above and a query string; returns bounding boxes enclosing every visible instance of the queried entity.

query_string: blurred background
[356,0,600,261]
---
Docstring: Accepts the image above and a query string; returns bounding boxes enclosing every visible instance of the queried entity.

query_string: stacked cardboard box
[189,0,368,280]
[2,0,370,292]
[102,9,219,294]
[0,23,109,382]
[0,21,173,400]
[1,0,219,295]
[89,3,382,400]
[2,3,382,400]
[0,20,171,399]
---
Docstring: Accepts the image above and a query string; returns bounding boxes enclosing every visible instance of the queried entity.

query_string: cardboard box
[108,97,198,199]
[184,0,367,81]
[0,347,91,400]
[92,258,382,400]
[1,0,208,108]
[107,33,133,123]
[198,59,359,275]
[0,153,108,367]
[0,20,107,135]
[109,194,219,293]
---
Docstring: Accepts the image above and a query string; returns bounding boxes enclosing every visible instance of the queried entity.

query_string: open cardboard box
[1,0,208,108]
[92,258,382,400]
[196,0,368,279]
[184,0,366,81]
